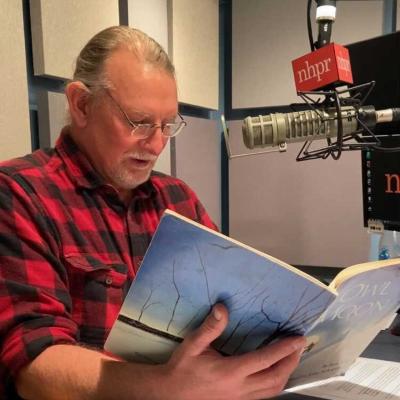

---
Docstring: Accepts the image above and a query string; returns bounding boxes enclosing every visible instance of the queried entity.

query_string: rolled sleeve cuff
[1,321,78,391]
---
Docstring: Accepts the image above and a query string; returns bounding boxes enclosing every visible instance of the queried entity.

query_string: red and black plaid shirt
[0,128,216,397]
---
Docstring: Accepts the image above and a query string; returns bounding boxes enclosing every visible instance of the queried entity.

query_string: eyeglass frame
[103,88,187,138]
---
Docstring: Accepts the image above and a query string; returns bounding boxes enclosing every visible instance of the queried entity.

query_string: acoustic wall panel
[227,120,369,268]
[37,91,67,148]
[232,0,383,109]
[175,116,221,228]
[36,90,171,174]
[154,139,171,175]
[168,0,219,110]
[127,0,172,174]
[30,0,119,79]
[397,2,400,31]
[232,0,306,109]
[128,0,169,53]
[0,1,31,161]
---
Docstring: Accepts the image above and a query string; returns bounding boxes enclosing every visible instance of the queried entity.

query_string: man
[0,26,305,399]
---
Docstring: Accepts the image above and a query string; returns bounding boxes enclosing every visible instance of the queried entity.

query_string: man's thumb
[179,303,228,356]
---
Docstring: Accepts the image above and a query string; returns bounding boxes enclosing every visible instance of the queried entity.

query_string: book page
[287,357,400,400]
[330,258,400,290]
[288,260,400,387]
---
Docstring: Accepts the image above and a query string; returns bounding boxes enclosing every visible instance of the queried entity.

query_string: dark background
[347,31,400,230]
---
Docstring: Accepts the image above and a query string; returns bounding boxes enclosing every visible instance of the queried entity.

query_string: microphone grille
[242,115,274,149]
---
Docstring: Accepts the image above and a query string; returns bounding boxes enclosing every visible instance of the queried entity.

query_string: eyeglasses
[105,89,186,138]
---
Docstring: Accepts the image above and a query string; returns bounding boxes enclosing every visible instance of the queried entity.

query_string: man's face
[80,48,178,193]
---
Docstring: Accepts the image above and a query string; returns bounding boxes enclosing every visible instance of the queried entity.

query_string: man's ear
[65,81,92,128]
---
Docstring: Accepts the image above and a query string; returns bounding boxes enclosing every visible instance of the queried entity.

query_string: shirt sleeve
[0,173,78,393]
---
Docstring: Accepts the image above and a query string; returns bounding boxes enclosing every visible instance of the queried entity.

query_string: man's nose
[140,126,168,155]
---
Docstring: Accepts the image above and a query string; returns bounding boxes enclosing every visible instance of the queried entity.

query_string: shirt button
[105,277,113,285]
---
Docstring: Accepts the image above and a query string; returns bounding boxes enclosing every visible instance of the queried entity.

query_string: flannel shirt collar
[55,127,157,200]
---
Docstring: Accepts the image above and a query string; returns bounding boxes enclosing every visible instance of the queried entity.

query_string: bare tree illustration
[167,259,180,331]
[177,244,267,336]
[256,287,332,348]
[230,295,281,353]
[168,244,211,333]
[218,288,275,352]
[136,283,162,322]
[131,238,332,357]
[218,287,331,354]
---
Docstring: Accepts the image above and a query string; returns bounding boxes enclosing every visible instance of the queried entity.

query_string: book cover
[289,262,400,386]
[105,210,400,384]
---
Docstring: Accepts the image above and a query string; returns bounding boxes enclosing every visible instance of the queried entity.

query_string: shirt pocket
[64,254,129,346]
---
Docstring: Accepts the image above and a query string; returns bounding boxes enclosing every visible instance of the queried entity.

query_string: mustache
[123,152,157,162]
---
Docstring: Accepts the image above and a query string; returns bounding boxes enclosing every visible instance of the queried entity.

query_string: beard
[110,152,157,190]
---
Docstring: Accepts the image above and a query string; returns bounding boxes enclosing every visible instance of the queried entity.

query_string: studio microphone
[242,106,400,150]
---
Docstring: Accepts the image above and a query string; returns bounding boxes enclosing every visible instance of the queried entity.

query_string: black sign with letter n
[347,32,400,231]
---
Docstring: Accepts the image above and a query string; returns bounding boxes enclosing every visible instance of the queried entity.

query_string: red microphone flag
[292,43,353,92]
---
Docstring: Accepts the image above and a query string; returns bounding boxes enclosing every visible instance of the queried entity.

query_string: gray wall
[398,2,400,30]
[227,120,369,267]
[232,0,383,108]
[0,1,31,159]
[175,117,221,228]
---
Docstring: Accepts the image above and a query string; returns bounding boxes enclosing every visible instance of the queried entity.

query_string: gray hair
[72,25,175,94]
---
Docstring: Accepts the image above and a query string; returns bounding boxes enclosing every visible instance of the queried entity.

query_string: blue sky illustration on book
[119,212,336,356]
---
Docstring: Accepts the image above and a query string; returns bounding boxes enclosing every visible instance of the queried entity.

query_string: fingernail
[213,306,222,321]
[293,337,306,350]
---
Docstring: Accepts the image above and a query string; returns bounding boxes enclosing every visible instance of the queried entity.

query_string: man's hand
[16,304,305,400]
[163,303,306,400]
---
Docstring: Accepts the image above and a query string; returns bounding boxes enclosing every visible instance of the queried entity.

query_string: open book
[105,210,400,386]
